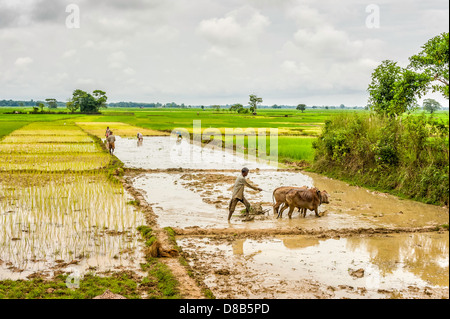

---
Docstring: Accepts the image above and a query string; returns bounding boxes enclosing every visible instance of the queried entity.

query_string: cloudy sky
[0,0,448,106]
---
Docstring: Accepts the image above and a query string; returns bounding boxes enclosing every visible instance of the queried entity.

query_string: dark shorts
[229,197,250,213]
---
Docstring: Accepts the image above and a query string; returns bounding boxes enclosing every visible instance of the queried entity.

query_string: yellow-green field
[0,120,148,282]
[76,122,168,138]
[0,122,108,171]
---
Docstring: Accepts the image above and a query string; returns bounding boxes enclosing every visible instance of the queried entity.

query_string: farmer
[137,132,143,147]
[105,126,111,138]
[107,131,116,154]
[228,167,262,221]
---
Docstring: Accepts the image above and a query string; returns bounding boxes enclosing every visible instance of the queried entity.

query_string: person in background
[137,132,143,147]
[107,131,116,154]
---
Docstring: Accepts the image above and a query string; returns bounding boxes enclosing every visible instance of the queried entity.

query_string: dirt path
[171,225,446,238]
[121,176,205,299]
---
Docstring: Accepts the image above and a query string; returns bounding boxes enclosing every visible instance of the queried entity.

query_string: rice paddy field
[0,120,146,282]
[0,122,109,172]
[0,107,448,299]
[0,116,180,298]
[81,108,332,163]
[0,108,337,297]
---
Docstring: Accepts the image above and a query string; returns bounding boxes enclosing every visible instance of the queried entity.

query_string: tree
[296,104,306,112]
[230,103,243,113]
[237,106,249,114]
[339,104,345,109]
[409,32,449,99]
[249,94,262,114]
[68,89,108,113]
[45,98,58,109]
[38,102,45,112]
[423,98,442,113]
[368,33,449,117]
[367,60,428,116]
[92,90,107,109]
[66,101,79,113]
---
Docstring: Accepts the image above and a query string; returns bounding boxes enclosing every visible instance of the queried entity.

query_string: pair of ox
[272,186,329,219]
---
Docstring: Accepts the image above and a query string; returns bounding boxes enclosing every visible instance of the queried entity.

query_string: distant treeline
[0,99,367,109]
[2,99,447,110]
[109,102,368,109]
[0,99,65,107]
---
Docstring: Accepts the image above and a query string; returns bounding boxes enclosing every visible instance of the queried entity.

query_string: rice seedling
[1,135,94,144]
[0,173,145,279]
[0,119,147,280]
[0,143,100,154]
[76,122,168,138]
[0,121,110,172]
[0,154,110,172]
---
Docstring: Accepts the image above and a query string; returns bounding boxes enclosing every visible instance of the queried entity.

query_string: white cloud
[0,0,448,107]
[107,51,127,69]
[14,57,33,66]
[76,78,94,85]
[197,6,270,48]
[281,60,311,77]
[62,50,76,58]
[123,67,136,75]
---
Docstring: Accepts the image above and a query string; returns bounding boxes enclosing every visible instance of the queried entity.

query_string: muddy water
[304,172,449,229]
[131,171,378,230]
[113,136,276,170]
[131,169,448,231]
[117,136,449,298]
[178,233,449,299]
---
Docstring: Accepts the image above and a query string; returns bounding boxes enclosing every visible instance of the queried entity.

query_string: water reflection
[230,233,449,289]
[114,136,276,170]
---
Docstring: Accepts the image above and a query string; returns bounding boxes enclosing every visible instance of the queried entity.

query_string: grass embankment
[0,273,142,299]
[137,226,181,298]
[312,112,449,206]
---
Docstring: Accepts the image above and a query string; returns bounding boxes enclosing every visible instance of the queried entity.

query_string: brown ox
[277,188,329,219]
[272,186,308,216]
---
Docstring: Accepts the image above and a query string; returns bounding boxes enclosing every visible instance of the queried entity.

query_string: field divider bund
[172,225,448,238]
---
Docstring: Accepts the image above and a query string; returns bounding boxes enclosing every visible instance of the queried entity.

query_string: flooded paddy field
[0,123,148,282]
[117,136,449,299]
[178,232,448,299]
[114,136,276,171]
[0,173,146,280]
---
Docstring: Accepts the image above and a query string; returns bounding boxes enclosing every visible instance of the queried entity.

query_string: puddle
[178,232,449,299]
[113,136,276,170]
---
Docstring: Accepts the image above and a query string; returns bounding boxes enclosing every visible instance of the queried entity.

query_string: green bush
[312,112,449,206]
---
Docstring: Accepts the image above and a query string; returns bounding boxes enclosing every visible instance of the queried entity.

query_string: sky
[0,0,448,107]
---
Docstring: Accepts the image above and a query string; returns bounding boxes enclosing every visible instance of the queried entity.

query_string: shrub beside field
[312,112,449,206]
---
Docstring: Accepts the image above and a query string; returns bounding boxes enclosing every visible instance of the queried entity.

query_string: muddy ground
[117,136,449,299]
